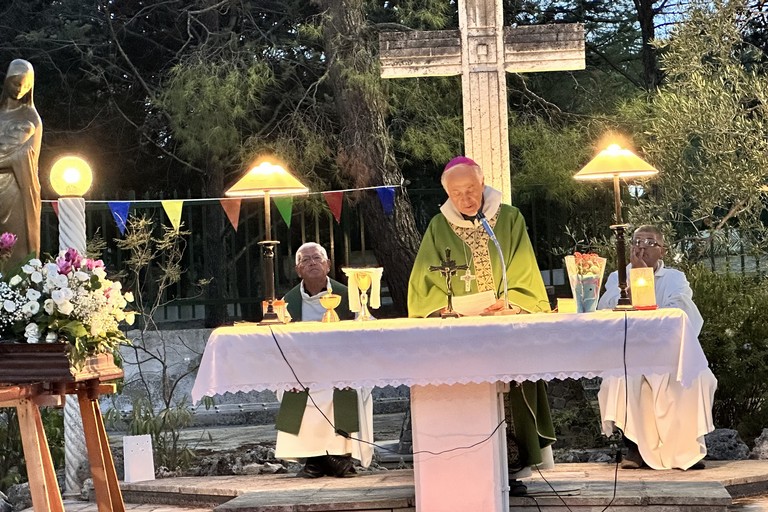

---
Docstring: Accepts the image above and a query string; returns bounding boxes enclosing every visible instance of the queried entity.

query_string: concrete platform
[112,460,768,512]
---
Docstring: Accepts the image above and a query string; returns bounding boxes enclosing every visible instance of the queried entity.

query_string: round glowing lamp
[50,155,93,197]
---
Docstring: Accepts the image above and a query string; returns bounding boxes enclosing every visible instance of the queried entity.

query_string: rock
[80,478,94,501]
[241,463,264,475]
[588,452,613,463]
[6,482,31,512]
[261,462,285,474]
[0,491,12,512]
[751,428,768,459]
[705,428,750,460]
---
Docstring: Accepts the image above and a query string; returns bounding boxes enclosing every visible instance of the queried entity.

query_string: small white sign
[123,434,155,483]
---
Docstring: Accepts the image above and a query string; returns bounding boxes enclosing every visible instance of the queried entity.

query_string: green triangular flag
[274,197,293,227]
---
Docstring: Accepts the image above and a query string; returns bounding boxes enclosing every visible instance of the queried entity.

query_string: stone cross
[379,0,585,204]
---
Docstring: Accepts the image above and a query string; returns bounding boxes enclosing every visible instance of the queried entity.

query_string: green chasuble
[407,186,556,467]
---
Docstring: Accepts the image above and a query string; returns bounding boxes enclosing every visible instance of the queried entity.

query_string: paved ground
[22,460,768,511]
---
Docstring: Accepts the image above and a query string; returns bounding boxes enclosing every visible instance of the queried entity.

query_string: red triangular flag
[323,191,343,223]
[220,198,242,232]
[52,201,59,217]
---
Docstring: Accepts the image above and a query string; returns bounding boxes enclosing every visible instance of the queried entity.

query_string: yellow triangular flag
[161,200,184,231]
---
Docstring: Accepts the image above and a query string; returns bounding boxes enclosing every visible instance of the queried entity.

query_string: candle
[629,267,657,309]
[557,298,577,313]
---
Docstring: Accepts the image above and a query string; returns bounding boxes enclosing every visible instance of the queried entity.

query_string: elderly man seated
[597,225,716,470]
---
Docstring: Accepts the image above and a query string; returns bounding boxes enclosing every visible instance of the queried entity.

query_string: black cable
[597,311,629,512]
[269,326,507,457]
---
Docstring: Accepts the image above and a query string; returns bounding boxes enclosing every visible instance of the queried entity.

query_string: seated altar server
[407,156,556,495]
[598,225,716,470]
[276,242,374,478]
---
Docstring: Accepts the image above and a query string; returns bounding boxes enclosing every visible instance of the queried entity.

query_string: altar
[191,309,711,511]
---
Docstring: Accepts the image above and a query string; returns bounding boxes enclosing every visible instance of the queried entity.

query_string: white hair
[440,163,484,190]
[295,242,328,265]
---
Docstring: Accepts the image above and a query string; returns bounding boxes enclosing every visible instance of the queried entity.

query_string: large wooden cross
[379,0,585,204]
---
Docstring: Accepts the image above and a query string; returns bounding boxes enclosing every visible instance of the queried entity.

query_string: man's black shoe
[297,456,325,478]
[323,454,356,477]
[509,479,528,497]
[621,446,645,469]
[688,460,706,470]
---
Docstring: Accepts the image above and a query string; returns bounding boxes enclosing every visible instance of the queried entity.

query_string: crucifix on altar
[379,0,585,203]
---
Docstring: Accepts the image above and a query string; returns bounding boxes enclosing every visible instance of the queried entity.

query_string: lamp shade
[50,155,93,197]
[574,144,658,181]
[225,160,308,197]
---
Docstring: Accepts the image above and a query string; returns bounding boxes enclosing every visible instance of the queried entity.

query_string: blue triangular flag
[108,201,131,235]
[376,187,396,216]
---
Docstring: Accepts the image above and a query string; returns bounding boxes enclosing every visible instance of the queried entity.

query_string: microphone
[476,212,510,311]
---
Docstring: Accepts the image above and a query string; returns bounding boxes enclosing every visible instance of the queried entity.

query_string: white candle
[629,267,657,309]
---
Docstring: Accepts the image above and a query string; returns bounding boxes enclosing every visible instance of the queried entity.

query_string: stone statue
[0,59,42,266]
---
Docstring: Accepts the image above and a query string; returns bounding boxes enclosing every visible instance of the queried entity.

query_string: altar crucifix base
[411,381,510,511]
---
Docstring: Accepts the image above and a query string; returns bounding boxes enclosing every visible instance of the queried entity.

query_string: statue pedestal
[0,343,125,512]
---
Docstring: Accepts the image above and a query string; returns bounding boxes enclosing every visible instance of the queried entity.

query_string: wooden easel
[0,347,125,512]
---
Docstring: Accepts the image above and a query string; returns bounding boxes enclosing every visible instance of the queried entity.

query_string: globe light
[50,155,93,197]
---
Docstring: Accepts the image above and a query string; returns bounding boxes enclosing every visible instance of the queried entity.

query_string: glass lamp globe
[50,155,93,197]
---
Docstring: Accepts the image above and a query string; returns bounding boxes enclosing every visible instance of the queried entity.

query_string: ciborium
[341,267,384,321]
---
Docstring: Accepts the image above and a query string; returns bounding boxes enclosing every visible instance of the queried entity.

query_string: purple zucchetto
[443,156,479,175]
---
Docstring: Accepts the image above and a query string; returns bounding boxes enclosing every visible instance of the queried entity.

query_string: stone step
[117,461,768,512]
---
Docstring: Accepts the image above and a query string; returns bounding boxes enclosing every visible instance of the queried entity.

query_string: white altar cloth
[191,309,712,512]
[191,308,709,402]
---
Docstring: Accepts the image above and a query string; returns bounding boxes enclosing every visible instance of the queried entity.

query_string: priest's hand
[630,246,651,268]
[482,299,522,315]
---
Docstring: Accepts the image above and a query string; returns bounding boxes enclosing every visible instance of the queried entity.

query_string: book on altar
[452,290,497,317]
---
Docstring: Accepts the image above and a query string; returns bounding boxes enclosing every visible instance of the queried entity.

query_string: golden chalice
[319,292,342,323]
[355,271,373,321]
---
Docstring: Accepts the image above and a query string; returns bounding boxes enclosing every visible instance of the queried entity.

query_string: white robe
[597,262,716,470]
[275,281,375,467]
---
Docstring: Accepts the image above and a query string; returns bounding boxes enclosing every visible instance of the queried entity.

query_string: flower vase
[574,275,600,313]
[564,254,607,314]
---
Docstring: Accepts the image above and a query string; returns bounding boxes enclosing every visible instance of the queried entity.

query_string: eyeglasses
[298,255,326,265]
[631,238,663,248]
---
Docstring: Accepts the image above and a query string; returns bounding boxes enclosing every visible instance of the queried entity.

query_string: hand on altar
[482,298,522,315]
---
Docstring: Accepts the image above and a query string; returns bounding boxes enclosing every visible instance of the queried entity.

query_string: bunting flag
[274,197,294,228]
[376,186,396,216]
[52,201,59,217]
[161,200,184,231]
[220,198,242,232]
[323,191,344,223]
[108,201,131,235]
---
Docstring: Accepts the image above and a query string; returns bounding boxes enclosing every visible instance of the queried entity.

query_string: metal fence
[41,189,761,324]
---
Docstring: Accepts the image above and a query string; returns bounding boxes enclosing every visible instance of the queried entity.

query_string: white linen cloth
[191,309,709,397]
[276,291,374,467]
[597,262,716,469]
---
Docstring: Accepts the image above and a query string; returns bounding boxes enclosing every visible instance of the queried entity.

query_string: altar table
[191,309,710,512]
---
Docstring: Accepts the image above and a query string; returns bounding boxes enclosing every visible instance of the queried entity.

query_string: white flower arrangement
[0,246,134,368]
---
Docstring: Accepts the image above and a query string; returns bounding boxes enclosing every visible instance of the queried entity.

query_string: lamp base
[258,310,283,325]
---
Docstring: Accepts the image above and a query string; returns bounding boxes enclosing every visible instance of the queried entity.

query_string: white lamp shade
[575,144,658,181]
[225,160,308,197]
[50,155,93,197]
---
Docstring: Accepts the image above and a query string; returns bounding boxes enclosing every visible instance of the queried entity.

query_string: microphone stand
[476,212,516,315]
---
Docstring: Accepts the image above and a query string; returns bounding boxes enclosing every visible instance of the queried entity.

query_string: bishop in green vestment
[407,156,556,474]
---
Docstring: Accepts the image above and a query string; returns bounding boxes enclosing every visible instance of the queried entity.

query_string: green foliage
[689,266,768,441]
[157,56,275,166]
[0,407,64,493]
[619,0,768,256]
[109,216,206,472]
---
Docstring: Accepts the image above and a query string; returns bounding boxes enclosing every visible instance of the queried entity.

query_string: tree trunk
[203,169,230,327]
[635,0,660,89]
[317,0,421,314]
